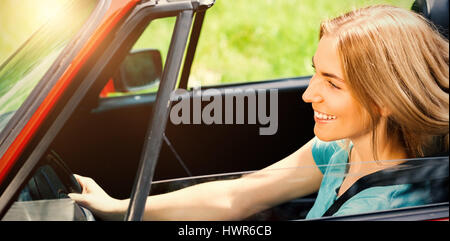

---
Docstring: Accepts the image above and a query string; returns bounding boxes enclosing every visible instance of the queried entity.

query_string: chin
[313,128,339,142]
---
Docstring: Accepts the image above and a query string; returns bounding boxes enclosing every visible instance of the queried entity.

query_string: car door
[146,156,448,221]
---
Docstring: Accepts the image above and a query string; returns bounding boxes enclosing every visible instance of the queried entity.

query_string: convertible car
[0,0,448,221]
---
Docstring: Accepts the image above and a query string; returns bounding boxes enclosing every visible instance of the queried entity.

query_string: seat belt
[322,157,449,217]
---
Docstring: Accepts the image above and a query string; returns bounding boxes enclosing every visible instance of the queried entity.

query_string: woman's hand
[68,174,128,221]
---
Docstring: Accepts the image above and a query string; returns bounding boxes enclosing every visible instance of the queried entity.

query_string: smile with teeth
[314,110,337,120]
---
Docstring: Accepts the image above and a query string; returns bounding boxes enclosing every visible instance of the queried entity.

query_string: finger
[68,193,83,201]
[68,193,87,205]
[73,174,86,183]
[72,174,92,193]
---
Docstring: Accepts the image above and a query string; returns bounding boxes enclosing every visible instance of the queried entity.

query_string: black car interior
[411,0,449,39]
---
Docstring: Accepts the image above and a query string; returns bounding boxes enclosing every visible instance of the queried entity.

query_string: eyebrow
[312,56,344,82]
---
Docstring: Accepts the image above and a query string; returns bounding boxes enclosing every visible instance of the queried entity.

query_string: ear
[378,104,391,117]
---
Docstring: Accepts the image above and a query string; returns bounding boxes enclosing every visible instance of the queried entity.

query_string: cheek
[313,92,373,141]
[343,102,372,134]
[330,95,359,118]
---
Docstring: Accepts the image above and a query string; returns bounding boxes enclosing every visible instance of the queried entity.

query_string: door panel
[50,76,314,199]
[161,77,314,176]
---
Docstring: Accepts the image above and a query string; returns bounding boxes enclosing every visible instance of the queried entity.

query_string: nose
[302,75,323,103]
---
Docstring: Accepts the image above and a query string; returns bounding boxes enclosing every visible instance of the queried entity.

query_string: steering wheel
[17,150,95,221]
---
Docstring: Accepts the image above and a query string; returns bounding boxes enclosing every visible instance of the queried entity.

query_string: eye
[327,80,340,89]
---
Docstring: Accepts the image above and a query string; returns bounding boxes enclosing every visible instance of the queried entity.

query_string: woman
[68,5,449,220]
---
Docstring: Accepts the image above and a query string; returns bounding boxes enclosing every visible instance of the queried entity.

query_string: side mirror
[114,49,163,92]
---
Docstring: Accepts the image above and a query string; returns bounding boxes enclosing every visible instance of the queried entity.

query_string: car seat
[412,0,449,39]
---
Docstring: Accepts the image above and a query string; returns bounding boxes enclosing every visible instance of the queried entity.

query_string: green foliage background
[189,0,414,86]
[1,0,415,87]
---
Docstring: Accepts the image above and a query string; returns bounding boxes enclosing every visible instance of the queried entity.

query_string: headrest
[411,0,449,39]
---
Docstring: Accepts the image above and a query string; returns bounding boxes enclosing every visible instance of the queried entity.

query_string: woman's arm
[231,137,323,220]
[69,137,323,221]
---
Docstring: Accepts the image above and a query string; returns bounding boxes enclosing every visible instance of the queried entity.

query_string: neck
[349,119,407,173]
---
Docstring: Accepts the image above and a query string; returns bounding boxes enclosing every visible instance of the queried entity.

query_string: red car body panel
[0,0,139,184]
[99,79,116,97]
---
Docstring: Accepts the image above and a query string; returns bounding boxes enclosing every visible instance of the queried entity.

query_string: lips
[314,110,337,121]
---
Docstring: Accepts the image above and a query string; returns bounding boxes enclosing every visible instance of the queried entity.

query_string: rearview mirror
[114,49,162,92]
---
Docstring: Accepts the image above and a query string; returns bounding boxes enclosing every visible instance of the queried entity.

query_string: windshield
[0,0,98,133]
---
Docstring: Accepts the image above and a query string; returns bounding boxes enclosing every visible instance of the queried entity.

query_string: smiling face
[302,36,371,142]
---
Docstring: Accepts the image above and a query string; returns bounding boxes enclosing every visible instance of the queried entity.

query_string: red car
[0,0,448,221]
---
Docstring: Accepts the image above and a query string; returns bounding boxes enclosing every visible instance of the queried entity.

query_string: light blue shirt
[305,137,431,219]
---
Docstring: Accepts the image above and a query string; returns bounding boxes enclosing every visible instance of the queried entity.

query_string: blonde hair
[320,5,449,159]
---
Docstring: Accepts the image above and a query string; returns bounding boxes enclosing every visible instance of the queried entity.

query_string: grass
[187,0,415,87]
[0,0,415,92]
[0,0,68,64]
[0,0,95,116]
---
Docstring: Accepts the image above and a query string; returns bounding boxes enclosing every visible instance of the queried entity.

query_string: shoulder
[311,137,350,173]
[334,184,428,216]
